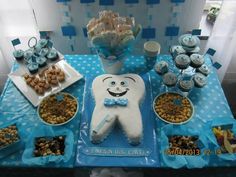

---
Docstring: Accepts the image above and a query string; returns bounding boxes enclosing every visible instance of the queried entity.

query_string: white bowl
[37,92,79,126]
[153,92,194,125]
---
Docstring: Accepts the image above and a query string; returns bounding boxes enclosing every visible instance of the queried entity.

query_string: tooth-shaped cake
[90,74,145,145]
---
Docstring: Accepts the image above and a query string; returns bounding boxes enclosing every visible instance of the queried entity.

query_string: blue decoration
[83,147,151,157]
[192,29,202,35]
[104,98,128,107]
[92,115,112,134]
[171,0,185,3]
[99,0,114,5]
[206,48,216,56]
[80,0,95,3]
[56,94,64,102]
[165,26,179,36]
[61,25,76,36]
[39,32,47,39]
[82,28,87,37]
[47,41,53,48]
[173,98,182,106]
[213,62,222,70]
[125,0,139,4]
[146,0,160,4]
[142,28,156,39]
[11,38,21,46]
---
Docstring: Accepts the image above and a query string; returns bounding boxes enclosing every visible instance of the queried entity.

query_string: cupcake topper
[56,93,64,102]
[173,98,182,106]
[28,37,38,49]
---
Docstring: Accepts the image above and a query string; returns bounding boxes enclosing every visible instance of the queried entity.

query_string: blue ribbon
[104,98,128,107]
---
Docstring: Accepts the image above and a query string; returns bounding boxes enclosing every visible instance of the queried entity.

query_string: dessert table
[0,54,235,171]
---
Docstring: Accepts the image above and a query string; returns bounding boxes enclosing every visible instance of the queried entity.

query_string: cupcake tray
[8,60,83,107]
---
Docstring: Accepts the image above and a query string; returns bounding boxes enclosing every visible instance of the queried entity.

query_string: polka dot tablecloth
[0,54,234,168]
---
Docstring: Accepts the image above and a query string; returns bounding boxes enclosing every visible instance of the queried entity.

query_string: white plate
[153,92,194,125]
[8,60,83,107]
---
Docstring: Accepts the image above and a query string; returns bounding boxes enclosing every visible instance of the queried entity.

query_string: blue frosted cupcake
[163,72,177,87]
[27,62,39,74]
[13,49,24,61]
[47,49,58,61]
[154,61,169,75]
[38,39,48,48]
[193,73,207,88]
[190,54,204,68]
[36,57,47,67]
[178,79,194,92]
[170,45,186,58]
[39,48,49,57]
[175,54,190,69]
[196,64,210,76]
[24,49,34,60]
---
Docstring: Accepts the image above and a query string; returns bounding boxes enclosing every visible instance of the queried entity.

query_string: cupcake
[193,73,207,88]
[179,34,199,48]
[39,48,49,57]
[175,54,190,69]
[196,64,210,76]
[154,61,168,75]
[178,79,194,92]
[27,62,39,74]
[185,46,200,55]
[36,57,47,67]
[170,45,186,58]
[38,39,48,48]
[47,49,58,61]
[163,72,177,87]
[13,49,24,61]
[24,49,34,60]
[190,54,204,68]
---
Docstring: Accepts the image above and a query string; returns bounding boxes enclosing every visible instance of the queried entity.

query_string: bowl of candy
[153,92,194,124]
[37,92,78,126]
[86,10,141,74]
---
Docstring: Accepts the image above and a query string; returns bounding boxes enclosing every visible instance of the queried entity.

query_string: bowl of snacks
[37,92,78,126]
[153,92,194,124]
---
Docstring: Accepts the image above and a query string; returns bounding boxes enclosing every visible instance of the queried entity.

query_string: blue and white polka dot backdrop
[0,54,234,168]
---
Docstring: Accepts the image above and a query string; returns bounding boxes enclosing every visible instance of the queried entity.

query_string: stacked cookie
[87,11,141,55]
[23,65,66,95]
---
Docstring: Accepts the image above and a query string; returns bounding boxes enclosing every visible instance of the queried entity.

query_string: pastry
[47,49,58,61]
[170,45,186,58]
[13,49,24,61]
[196,64,210,76]
[193,73,207,88]
[175,54,190,69]
[178,79,194,92]
[154,61,169,75]
[163,72,177,87]
[90,74,145,145]
[36,56,47,67]
[27,62,39,74]
[190,54,204,68]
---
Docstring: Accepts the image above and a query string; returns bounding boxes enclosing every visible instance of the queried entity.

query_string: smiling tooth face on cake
[90,74,145,145]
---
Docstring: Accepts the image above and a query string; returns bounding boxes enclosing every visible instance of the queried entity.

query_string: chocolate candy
[34,136,65,157]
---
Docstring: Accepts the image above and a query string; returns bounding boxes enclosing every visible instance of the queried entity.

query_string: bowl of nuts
[153,92,194,124]
[37,92,78,126]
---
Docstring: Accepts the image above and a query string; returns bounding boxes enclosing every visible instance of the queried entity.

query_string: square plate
[8,60,83,107]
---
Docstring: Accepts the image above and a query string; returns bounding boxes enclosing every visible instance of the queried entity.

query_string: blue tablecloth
[0,54,234,168]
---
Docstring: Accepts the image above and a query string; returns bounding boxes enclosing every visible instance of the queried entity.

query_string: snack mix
[154,93,193,123]
[34,136,65,157]
[39,93,77,125]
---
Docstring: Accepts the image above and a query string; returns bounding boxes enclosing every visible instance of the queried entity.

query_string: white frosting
[90,74,145,145]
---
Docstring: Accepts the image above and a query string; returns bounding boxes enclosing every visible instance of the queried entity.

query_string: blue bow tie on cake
[104,98,128,107]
